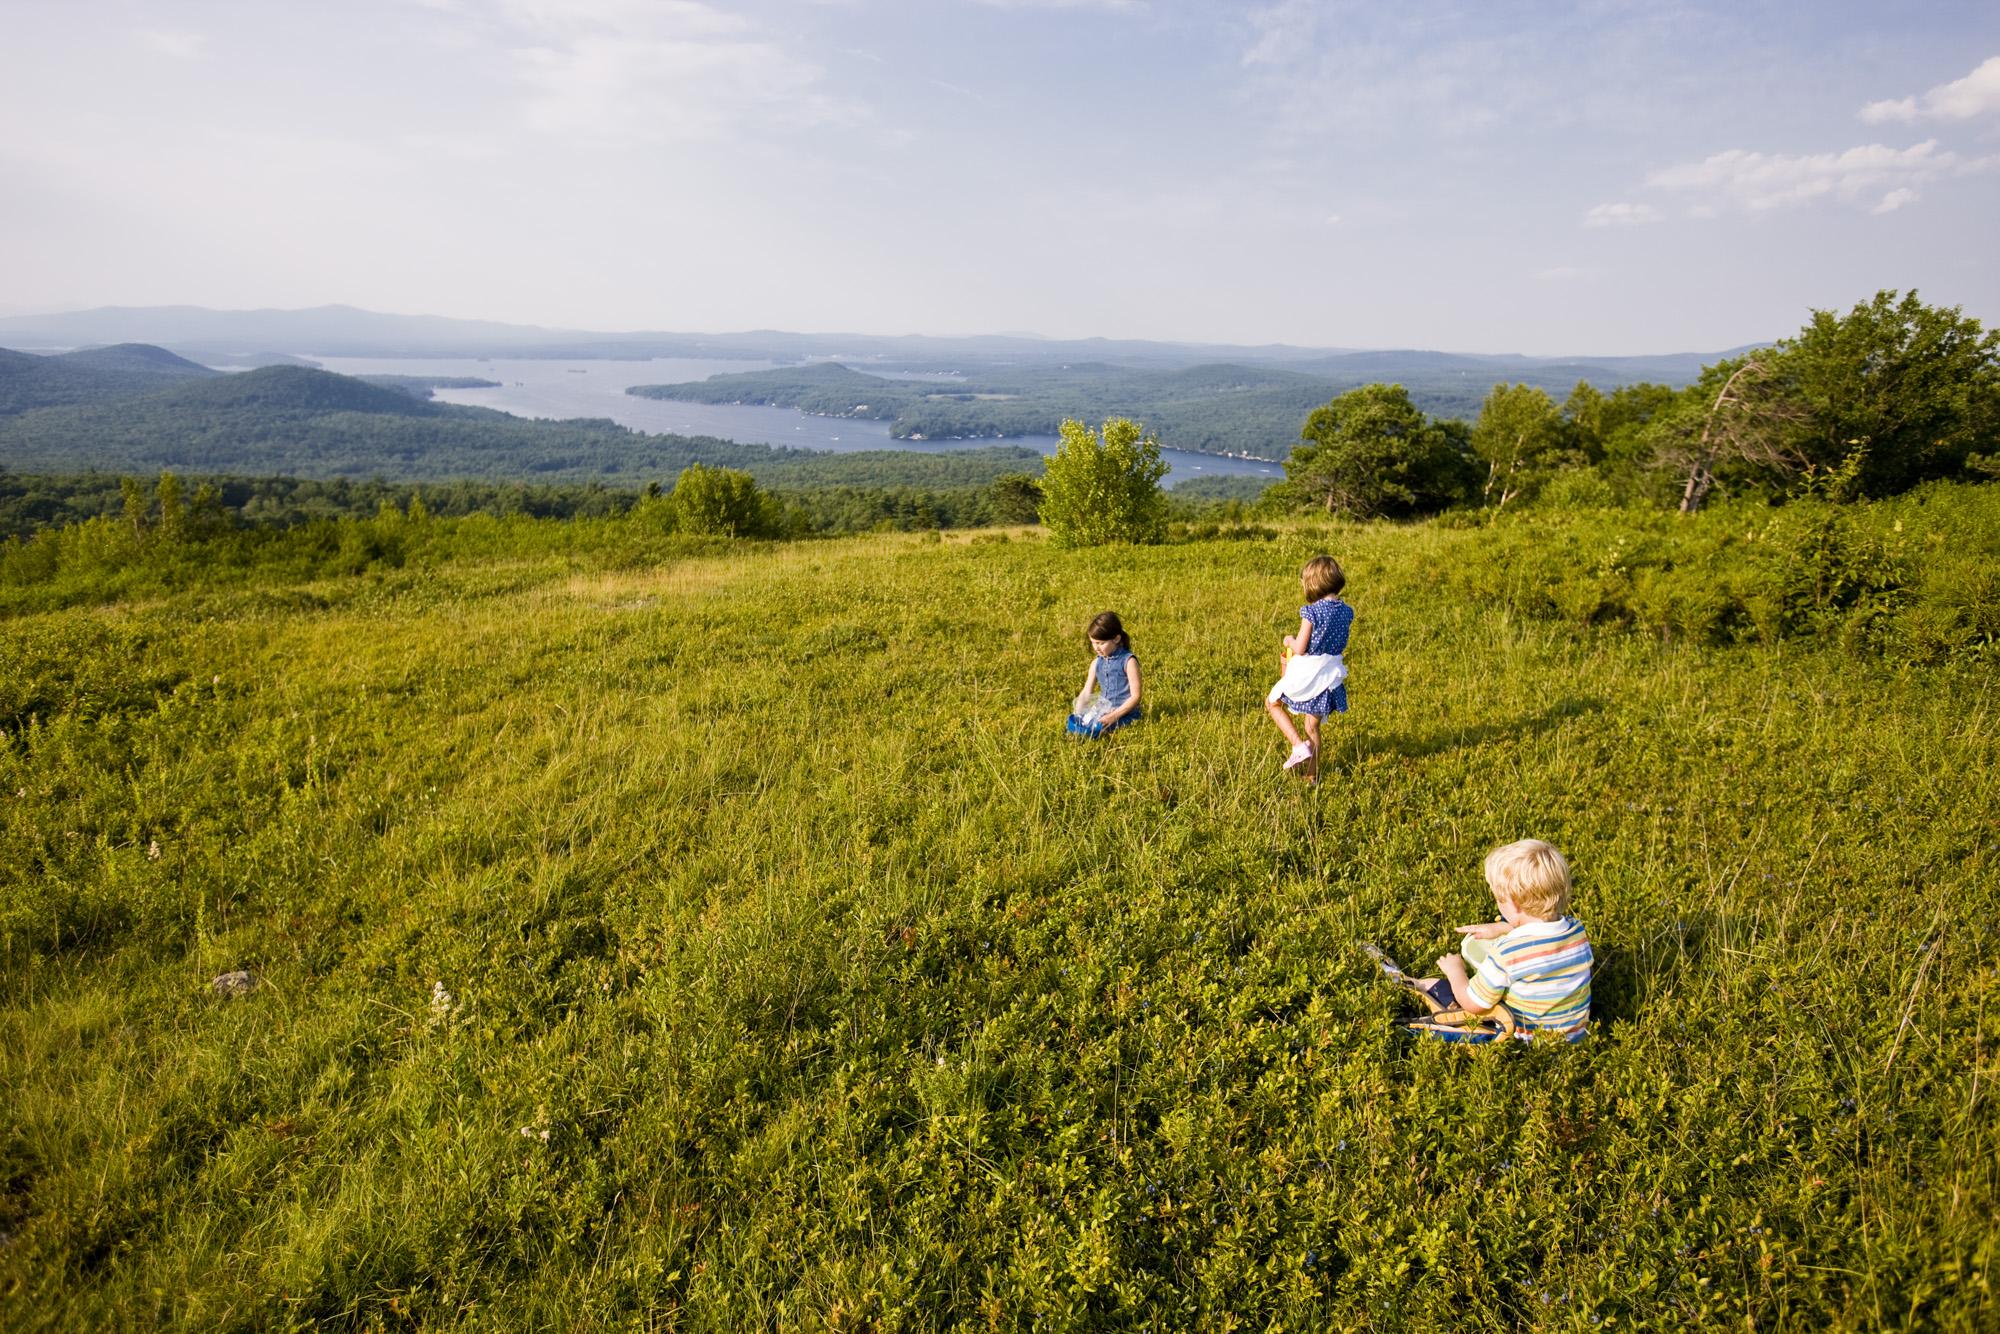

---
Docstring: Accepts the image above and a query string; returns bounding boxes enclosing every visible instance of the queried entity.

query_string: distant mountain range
[0,305,560,359]
[0,304,1756,382]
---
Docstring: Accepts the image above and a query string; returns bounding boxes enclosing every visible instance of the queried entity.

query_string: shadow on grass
[1343,696,1606,763]
[1592,912,1733,1027]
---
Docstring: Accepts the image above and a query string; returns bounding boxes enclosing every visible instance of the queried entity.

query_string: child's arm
[1284,616,1313,657]
[1435,955,1487,1012]
[1074,658,1099,714]
[1455,921,1512,941]
[1437,951,1509,1014]
[1100,656,1143,724]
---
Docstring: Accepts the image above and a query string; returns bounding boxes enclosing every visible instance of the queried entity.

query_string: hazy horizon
[4,2,1998,356]
[0,299,1768,361]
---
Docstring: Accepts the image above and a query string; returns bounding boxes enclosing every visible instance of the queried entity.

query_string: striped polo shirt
[1465,916,1593,1041]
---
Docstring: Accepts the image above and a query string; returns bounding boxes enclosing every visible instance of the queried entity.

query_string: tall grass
[2,493,1995,1329]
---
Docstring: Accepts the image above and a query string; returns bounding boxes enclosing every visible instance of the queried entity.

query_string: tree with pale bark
[1470,383,1569,509]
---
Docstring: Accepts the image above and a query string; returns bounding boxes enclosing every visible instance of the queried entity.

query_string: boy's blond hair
[1484,839,1572,918]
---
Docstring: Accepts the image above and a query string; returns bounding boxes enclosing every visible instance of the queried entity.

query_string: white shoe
[1283,742,1314,770]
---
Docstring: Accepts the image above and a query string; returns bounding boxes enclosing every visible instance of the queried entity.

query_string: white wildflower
[429,980,454,1024]
[147,839,161,861]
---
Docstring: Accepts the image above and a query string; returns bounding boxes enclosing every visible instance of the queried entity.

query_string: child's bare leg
[1264,697,1305,749]
[1300,715,1322,782]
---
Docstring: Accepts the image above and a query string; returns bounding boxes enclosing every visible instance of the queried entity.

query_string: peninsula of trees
[627,353,1710,460]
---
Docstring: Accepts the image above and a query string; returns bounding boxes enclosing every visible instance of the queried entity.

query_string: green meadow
[3,489,1996,1330]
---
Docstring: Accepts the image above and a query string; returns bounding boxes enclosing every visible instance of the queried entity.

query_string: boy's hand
[1456,921,1511,940]
[1437,954,1468,979]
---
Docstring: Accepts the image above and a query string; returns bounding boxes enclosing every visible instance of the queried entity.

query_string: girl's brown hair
[1302,555,1345,601]
[1086,610,1130,652]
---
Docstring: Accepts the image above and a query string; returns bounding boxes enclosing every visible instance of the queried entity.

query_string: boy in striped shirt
[1426,839,1593,1041]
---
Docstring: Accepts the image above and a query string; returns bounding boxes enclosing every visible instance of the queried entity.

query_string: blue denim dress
[1067,647,1141,737]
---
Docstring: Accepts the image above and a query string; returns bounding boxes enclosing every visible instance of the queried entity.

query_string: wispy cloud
[1860,55,2000,124]
[399,131,507,163]
[137,30,207,59]
[1241,0,1314,68]
[1583,202,1660,228]
[414,0,864,143]
[974,0,1146,10]
[1643,139,1968,215]
[1233,0,1699,147]
[1237,2,1521,138]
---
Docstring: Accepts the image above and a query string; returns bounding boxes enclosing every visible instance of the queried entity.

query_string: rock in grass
[210,970,259,997]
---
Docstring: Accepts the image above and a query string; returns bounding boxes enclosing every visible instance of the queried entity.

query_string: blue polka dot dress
[1282,597,1353,716]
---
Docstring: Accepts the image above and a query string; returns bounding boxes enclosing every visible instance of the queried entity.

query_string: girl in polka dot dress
[1264,555,1353,780]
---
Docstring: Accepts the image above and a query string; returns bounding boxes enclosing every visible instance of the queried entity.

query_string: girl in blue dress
[1264,555,1353,778]
[1066,611,1144,737]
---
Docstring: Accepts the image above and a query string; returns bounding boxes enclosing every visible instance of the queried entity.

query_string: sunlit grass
[1,502,1995,1329]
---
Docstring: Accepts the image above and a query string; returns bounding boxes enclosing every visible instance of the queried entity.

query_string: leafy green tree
[120,476,147,539]
[1565,380,1680,503]
[1038,418,1168,547]
[1561,382,1608,460]
[155,471,185,542]
[671,463,777,537]
[1471,384,1569,508]
[187,482,228,537]
[1652,291,2000,510]
[1779,290,2000,496]
[1641,353,1821,512]
[1280,383,1474,518]
[986,473,1043,526]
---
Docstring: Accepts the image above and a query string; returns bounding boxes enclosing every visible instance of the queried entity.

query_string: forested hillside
[0,362,1043,492]
[0,343,219,415]
[630,355,1693,458]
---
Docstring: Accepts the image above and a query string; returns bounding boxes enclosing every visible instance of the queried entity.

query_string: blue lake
[308,356,1284,482]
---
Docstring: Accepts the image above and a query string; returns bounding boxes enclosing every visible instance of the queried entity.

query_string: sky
[2,0,1998,355]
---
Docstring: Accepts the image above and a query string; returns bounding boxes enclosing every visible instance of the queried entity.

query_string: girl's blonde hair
[1302,555,1345,601]
[1484,839,1572,918]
